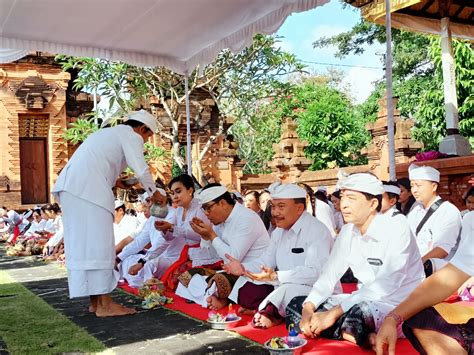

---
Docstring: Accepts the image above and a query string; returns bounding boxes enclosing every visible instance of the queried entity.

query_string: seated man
[113,199,140,248]
[376,209,474,355]
[407,164,461,275]
[222,182,334,328]
[381,181,404,220]
[286,172,424,349]
[176,183,270,309]
[116,199,169,288]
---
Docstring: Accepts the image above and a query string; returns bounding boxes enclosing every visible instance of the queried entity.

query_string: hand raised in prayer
[309,307,341,337]
[245,266,277,282]
[375,316,398,355]
[155,220,173,233]
[222,254,245,276]
[190,218,216,241]
[128,263,144,276]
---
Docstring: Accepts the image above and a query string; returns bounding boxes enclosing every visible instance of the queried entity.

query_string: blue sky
[275,0,386,103]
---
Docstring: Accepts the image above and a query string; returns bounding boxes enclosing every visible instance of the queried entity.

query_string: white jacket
[52,125,156,214]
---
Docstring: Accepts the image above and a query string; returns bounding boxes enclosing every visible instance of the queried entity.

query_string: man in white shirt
[376,209,474,355]
[407,164,462,275]
[113,199,140,246]
[52,110,166,317]
[286,172,424,349]
[176,184,270,310]
[381,181,404,220]
[222,182,334,328]
[116,202,169,287]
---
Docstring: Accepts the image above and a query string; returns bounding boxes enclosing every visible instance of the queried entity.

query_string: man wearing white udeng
[286,173,424,350]
[53,110,166,317]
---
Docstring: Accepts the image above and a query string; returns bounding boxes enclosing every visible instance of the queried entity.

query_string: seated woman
[127,174,212,284]
[376,209,474,355]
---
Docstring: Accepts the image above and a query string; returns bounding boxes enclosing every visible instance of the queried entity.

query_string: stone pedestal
[439,134,472,156]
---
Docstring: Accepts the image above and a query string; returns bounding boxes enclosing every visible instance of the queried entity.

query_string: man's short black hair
[382,181,400,202]
[360,192,383,212]
[293,197,306,207]
[123,119,151,132]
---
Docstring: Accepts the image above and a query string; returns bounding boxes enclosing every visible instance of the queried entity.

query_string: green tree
[254,80,369,171]
[316,18,473,151]
[57,35,303,182]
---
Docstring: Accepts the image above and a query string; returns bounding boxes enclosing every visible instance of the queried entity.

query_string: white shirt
[117,217,168,262]
[315,199,337,237]
[305,213,424,312]
[208,203,270,263]
[113,214,140,245]
[149,199,210,260]
[450,211,474,276]
[53,125,157,214]
[408,197,461,256]
[25,219,46,235]
[243,212,333,285]
[334,211,344,232]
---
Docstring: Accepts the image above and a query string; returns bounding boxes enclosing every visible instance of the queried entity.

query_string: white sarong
[59,191,118,298]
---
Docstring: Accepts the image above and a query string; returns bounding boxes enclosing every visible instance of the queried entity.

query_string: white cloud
[342,66,383,104]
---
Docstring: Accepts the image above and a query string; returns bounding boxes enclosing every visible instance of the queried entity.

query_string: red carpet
[118,281,420,354]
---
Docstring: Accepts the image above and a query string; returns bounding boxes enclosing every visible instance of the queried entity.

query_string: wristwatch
[138,258,146,265]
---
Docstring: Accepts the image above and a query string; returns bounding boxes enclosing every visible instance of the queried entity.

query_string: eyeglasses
[201,202,217,213]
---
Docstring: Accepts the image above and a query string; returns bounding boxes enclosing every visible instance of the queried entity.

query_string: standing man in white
[53,110,166,317]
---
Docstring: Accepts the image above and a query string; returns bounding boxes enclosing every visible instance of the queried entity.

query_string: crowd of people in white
[2,110,473,355]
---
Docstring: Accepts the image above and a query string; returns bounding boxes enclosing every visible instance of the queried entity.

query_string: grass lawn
[0,270,106,354]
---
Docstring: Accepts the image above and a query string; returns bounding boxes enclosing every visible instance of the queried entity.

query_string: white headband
[383,185,401,195]
[268,182,307,199]
[337,171,384,195]
[408,164,440,183]
[197,186,227,205]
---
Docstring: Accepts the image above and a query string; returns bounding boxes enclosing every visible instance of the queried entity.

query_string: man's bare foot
[252,312,282,329]
[95,302,136,317]
[206,295,228,310]
[237,306,256,316]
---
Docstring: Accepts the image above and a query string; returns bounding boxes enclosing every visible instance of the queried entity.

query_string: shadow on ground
[1,246,266,354]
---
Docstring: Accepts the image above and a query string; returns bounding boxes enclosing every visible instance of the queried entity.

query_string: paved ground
[0,249,267,354]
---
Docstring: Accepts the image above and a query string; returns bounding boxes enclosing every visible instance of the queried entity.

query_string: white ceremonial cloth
[113,214,140,245]
[233,212,334,316]
[304,213,424,330]
[119,217,169,287]
[52,125,157,214]
[59,191,118,298]
[145,199,211,279]
[450,211,474,276]
[315,199,337,238]
[407,197,461,257]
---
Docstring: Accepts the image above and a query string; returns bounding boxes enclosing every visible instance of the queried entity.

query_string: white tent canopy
[0,0,327,73]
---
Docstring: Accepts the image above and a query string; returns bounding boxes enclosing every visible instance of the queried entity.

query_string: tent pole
[385,0,396,181]
[185,74,192,176]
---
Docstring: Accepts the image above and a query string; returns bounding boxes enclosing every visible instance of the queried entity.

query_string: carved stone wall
[0,55,70,210]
